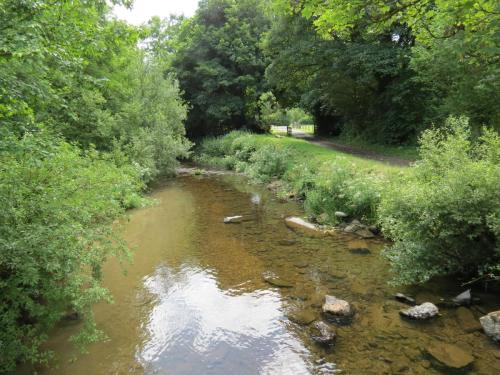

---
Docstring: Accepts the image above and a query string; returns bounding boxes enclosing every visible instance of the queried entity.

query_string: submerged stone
[277,239,297,246]
[349,247,371,255]
[289,310,317,326]
[480,310,500,341]
[355,228,375,239]
[456,307,481,333]
[394,293,416,305]
[400,302,439,320]
[427,342,474,369]
[310,321,336,346]
[262,272,294,288]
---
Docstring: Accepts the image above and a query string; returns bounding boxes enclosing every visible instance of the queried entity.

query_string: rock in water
[285,217,324,237]
[310,321,336,346]
[452,289,471,306]
[400,302,439,320]
[223,215,243,224]
[480,310,500,341]
[394,293,416,305]
[349,247,371,255]
[343,223,362,233]
[262,272,293,288]
[322,295,352,316]
[355,228,375,239]
[427,342,474,369]
[250,193,261,205]
[456,307,481,333]
[289,310,316,326]
[277,239,297,246]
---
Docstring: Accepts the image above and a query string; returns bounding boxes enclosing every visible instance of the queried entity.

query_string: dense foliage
[264,15,426,142]
[269,0,499,140]
[380,117,500,284]
[0,129,143,371]
[166,0,271,137]
[153,0,498,142]
[0,0,190,370]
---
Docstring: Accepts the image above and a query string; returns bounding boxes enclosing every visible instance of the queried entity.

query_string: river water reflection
[14,174,500,374]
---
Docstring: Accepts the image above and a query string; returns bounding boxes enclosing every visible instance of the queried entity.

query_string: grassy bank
[196,131,403,226]
[195,119,500,286]
[323,136,419,161]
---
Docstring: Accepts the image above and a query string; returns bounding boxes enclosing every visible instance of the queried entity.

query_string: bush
[247,145,291,182]
[303,163,383,224]
[127,127,191,183]
[195,131,256,170]
[0,129,144,371]
[284,163,318,200]
[379,117,500,284]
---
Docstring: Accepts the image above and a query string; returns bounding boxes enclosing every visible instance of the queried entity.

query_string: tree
[0,0,190,369]
[273,0,500,133]
[169,0,271,138]
[264,14,426,142]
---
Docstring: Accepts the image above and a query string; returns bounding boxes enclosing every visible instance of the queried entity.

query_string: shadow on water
[13,174,500,375]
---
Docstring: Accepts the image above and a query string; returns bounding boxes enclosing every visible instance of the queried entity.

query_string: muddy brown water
[14,174,500,374]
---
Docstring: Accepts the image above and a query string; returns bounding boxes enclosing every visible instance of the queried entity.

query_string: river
[14,174,500,374]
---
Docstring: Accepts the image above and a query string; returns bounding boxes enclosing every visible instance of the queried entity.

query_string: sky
[113,0,199,25]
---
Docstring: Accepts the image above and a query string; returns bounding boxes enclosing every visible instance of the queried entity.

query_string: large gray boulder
[400,302,439,320]
[480,310,500,341]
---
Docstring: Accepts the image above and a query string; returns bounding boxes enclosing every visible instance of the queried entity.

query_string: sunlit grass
[251,134,408,175]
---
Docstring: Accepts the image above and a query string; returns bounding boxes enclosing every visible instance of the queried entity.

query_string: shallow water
[15,174,500,374]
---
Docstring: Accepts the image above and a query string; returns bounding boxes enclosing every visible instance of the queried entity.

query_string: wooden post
[287,125,292,136]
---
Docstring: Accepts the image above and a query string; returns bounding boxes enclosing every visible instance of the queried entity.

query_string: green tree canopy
[167,0,271,137]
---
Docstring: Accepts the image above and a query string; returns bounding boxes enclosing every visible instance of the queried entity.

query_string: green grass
[324,136,419,161]
[251,134,408,175]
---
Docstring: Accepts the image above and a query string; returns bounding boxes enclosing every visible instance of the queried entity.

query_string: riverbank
[194,124,500,288]
[195,130,403,226]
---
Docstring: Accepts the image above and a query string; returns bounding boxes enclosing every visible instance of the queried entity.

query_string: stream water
[15,174,500,374]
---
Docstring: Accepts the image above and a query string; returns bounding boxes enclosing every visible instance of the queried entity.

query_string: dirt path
[291,130,412,167]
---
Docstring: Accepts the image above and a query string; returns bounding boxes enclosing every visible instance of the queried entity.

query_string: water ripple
[136,264,325,374]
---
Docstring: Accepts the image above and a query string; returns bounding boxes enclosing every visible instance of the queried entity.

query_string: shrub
[284,163,318,199]
[247,145,291,182]
[303,162,383,224]
[127,127,191,183]
[0,129,144,371]
[195,131,257,171]
[379,117,500,284]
